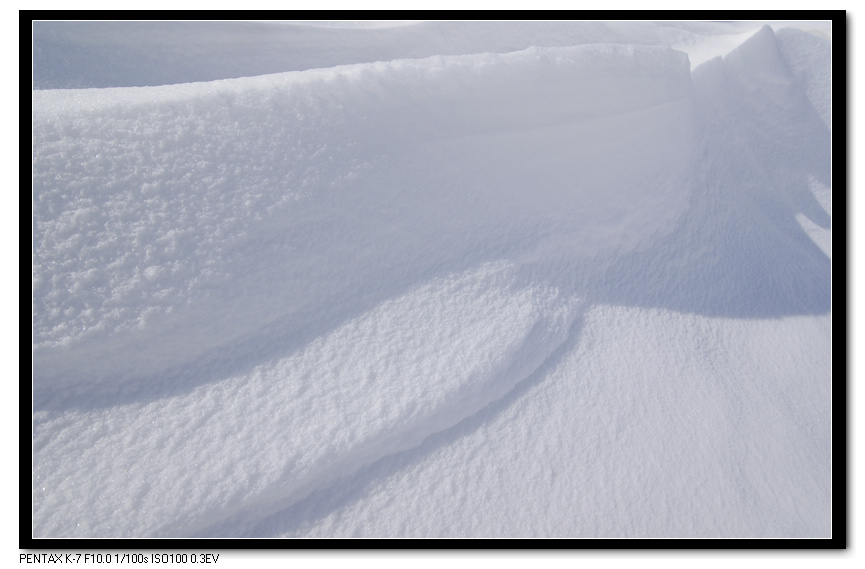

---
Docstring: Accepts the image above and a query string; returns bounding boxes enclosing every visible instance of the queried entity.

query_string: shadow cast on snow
[30,26,832,539]
[186,309,589,538]
[32,30,832,417]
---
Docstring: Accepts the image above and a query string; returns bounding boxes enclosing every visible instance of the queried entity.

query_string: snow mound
[34,260,580,537]
[33,44,694,406]
[31,22,831,538]
[32,20,765,89]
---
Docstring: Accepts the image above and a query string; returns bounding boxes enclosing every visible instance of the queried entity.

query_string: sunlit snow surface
[32,21,831,538]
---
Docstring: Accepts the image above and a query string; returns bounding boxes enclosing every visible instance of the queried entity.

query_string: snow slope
[31,21,831,538]
[31,20,770,89]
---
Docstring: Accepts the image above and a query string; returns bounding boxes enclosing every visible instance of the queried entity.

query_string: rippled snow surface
[32,21,831,538]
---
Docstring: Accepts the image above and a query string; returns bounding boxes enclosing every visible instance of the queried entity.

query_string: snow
[31,20,832,539]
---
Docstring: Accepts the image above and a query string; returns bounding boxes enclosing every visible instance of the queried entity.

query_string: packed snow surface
[32,21,831,538]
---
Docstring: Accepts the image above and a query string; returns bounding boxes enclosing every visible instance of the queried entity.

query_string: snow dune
[31,21,831,538]
[31,20,768,89]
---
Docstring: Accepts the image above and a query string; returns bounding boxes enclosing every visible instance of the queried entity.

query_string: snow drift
[31,22,831,538]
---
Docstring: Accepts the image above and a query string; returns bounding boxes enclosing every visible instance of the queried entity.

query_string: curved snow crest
[31,22,831,539]
[578,24,830,319]
[34,20,731,90]
[32,43,694,400]
[32,43,690,116]
[32,261,583,538]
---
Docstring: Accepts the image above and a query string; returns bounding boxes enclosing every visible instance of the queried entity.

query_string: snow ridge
[31,23,831,538]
